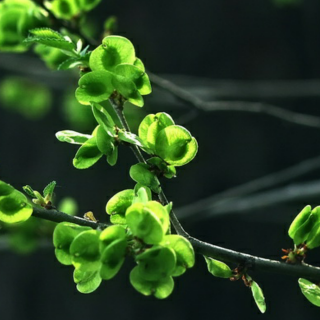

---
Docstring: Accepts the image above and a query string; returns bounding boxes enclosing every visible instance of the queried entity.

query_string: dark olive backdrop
[1,0,320,319]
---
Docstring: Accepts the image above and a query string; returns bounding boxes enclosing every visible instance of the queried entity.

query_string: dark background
[1,0,320,319]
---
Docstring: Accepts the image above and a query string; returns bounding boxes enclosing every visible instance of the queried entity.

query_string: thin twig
[177,154,320,220]
[109,97,189,237]
[189,236,320,282]
[32,206,109,229]
[149,72,320,130]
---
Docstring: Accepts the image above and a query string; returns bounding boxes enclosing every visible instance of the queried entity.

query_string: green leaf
[24,29,75,52]
[155,125,198,166]
[134,58,145,71]
[115,63,144,81]
[204,256,233,278]
[114,64,151,97]
[112,75,144,107]
[74,268,102,294]
[144,201,170,234]
[43,180,56,197]
[136,246,177,281]
[289,205,317,245]
[58,57,85,70]
[126,201,169,245]
[132,186,150,204]
[77,0,101,11]
[130,266,174,299]
[0,189,33,224]
[56,130,92,145]
[147,157,177,179]
[135,73,152,95]
[91,102,115,136]
[22,185,36,198]
[28,28,65,40]
[298,278,320,307]
[251,281,266,313]
[70,230,101,271]
[73,137,103,169]
[129,163,161,194]
[100,238,127,280]
[307,222,320,249]
[75,71,114,105]
[0,181,15,197]
[90,36,136,72]
[53,222,91,265]
[289,205,312,241]
[107,146,118,166]
[161,235,195,276]
[118,130,147,149]
[106,189,134,224]
[50,0,81,20]
[138,113,174,150]
[96,126,115,155]
[134,184,152,202]
[99,225,126,251]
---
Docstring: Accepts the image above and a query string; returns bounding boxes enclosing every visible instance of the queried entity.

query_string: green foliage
[161,235,195,276]
[23,181,56,207]
[0,0,47,52]
[74,35,151,107]
[49,0,101,19]
[298,278,320,307]
[129,163,161,193]
[288,205,320,251]
[130,266,174,299]
[106,189,135,224]
[56,130,91,145]
[0,77,51,120]
[73,136,103,169]
[126,202,167,245]
[138,113,198,167]
[205,256,233,278]
[53,222,91,265]
[0,180,33,224]
[251,281,266,313]
[24,27,76,52]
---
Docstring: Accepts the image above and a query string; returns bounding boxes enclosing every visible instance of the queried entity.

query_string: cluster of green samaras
[0,0,101,52]
[53,185,195,297]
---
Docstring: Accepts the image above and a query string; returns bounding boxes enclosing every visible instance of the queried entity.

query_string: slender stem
[32,206,109,229]
[109,97,189,237]
[109,97,146,164]
[189,236,320,282]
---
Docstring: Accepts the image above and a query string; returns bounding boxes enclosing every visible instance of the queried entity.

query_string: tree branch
[149,72,320,130]
[32,205,320,281]
[32,206,109,229]
[189,236,320,282]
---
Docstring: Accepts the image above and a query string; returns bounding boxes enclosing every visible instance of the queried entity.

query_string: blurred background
[1,0,320,319]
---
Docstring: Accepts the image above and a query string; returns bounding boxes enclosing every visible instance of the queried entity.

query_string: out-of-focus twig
[149,72,320,129]
[177,154,320,220]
